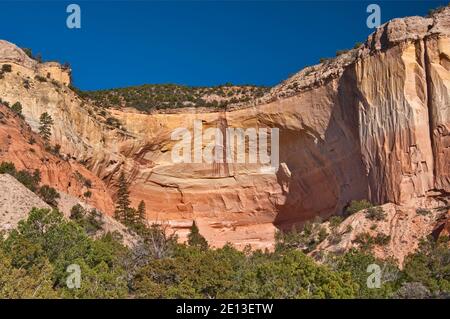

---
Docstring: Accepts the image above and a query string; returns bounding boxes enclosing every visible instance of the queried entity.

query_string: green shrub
[84,179,92,188]
[353,232,374,251]
[403,236,450,294]
[35,75,47,82]
[2,207,128,298]
[69,204,104,235]
[23,79,30,89]
[54,144,61,154]
[84,209,104,233]
[2,64,12,73]
[374,233,391,246]
[0,162,16,175]
[51,80,61,88]
[275,221,328,253]
[365,206,386,221]
[106,117,121,128]
[326,249,401,298]
[328,229,343,245]
[74,172,92,188]
[83,191,92,198]
[416,208,431,216]
[38,185,60,207]
[329,216,344,228]
[0,162,41,192]
[355,232,390,249]
[11,102,22,116]
[15,169,41,192]
[69,204,85,220]
[336,49,349,56]
[134,245,358,299]
[21,48,33,59]
[345,200,373,216]
[0,99,10,107]
[80,84,270,112]
[44,144,62,158]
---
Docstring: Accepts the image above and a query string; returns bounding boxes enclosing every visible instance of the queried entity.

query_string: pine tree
[187,221,208,250]
[125,207,138,225]
[114,172,131,223]
[38,112,53,143]
[137,200,146,223]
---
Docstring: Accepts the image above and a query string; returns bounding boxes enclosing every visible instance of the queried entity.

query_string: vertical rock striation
[0,8,449,249]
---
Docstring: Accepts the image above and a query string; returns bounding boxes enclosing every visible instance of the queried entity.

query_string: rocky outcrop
[312,197,447,266]
[0,41,71,86]
[0,172,139,247]
[0,8,449,251]
[433,211,450,238]
[0,173,51,232]
[0,104,114,214]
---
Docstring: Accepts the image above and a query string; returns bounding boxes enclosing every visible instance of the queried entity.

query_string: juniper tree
[137,200,146,223]
[125,207,138,225]
[114,172,131,223]
[11,102,22,115]
[39,112,53,143]
[187,221,208,250]
[38,185,60,207]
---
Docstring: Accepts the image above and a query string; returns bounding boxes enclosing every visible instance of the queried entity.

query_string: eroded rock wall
[0,8,449,248]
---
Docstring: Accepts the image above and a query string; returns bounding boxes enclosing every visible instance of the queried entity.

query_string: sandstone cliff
[0,7,449,254]
[0,104,114,213]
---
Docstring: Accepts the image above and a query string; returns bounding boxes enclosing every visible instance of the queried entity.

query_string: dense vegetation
[0,207,357,298]
[79,83,270,112]
[1,167,449,298]
[0,205,448,299]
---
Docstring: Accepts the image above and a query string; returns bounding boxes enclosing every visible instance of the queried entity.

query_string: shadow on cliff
[273,65,369,231]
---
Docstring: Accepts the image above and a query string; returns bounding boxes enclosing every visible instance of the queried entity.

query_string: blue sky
[0,0,447,90]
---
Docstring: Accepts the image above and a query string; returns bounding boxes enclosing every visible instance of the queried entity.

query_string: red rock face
[433,210,450,238]
[0,105,115,214]
[0,8,449,252]
[314,199,446,267]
